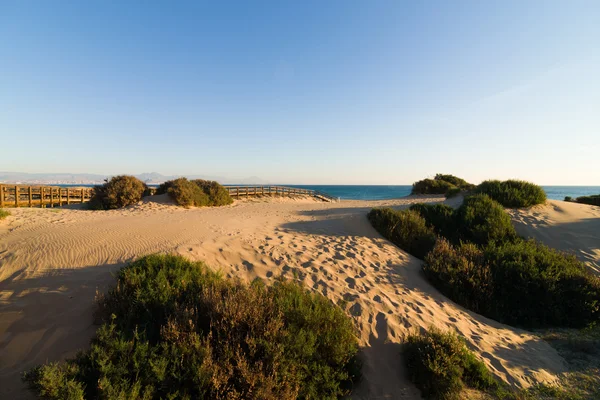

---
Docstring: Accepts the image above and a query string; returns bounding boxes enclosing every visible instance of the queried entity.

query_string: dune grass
[23,254,361,399]
[0,209,10,220]
[474,180,546,208]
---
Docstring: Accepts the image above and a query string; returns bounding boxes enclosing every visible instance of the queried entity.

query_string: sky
[1,1,599,185]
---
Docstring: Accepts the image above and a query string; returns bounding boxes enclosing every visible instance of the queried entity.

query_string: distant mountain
[0,171,265,185]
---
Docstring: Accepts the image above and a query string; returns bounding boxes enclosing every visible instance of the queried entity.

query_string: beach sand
[508,199,600,275]
[0,195,580,398]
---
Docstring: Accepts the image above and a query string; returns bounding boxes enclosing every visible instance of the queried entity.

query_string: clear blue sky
[1,1,599,184]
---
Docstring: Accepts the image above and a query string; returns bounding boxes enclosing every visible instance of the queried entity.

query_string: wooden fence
[0,185,94,208]
[224,186,338,202]
[0,184,339,208]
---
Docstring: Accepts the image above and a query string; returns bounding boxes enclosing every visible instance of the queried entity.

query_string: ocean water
[54,184,600,201]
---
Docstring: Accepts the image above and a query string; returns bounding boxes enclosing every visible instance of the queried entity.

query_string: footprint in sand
[345,277,356,289]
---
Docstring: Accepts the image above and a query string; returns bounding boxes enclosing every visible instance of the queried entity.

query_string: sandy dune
[0,195,569,398]
[508,200,600,275]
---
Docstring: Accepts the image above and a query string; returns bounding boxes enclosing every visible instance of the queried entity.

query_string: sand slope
[0,195,569,398]
[508,200,600,275]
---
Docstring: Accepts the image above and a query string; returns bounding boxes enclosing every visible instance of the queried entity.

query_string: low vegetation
[404,327,500,399]
[89,175,148,210]
[424,239,600,328]
[566,195,600,207]
[474,180,546,208]
[162,178,233,207]
[454,194,517,246]
[367,208,437,259]
[0,209,10,220]
[412,174,474,197]
[23,254,360,399]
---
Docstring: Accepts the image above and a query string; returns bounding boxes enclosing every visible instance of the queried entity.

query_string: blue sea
[55,184,600,201]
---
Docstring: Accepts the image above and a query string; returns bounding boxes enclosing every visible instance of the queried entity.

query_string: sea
[53,184,600,201]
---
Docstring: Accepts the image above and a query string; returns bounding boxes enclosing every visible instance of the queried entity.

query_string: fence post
[28,187,32,207]
[50,187,54,207]
[40,187,44,207]
[0,185,3,208]
[236,187,239,199]
[81,188,85,203]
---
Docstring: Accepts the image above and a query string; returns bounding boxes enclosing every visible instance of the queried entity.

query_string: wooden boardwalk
[0,184,338,208]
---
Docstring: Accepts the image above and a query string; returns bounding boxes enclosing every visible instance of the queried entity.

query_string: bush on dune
[409,203,456,239]
[444,187,462,198]
[192,179,233,206]
[412,174,474,196]
[404,327,499,400]
[474,180,546,208]
[24,254,361,400]
[454,194,517,247]
[367,208,437,259]
[424,238,600,328]
[167,177,210,207]
[575,195,600,206]
[89,175,147,210]
[155,180,174,195]
[434,174,475,191]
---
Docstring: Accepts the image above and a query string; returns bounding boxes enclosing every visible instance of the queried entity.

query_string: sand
[508,200,600,275]
[0,194,575,399]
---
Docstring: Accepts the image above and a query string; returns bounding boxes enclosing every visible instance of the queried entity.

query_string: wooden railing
[224,186,338,202]
[0,185,94,208]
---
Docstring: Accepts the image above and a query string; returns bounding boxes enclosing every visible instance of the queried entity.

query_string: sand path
[0,195,568,398]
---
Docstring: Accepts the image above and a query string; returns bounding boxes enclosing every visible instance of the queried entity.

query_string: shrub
[424,239,600,328]
[454,194,517,246]
[474,180,546,208]
[575,195,600,206]
[404,327,498,400]
[564,196,573,202]
[434,174,475,191]
[445,187,461,198]
[424,239,493,317]
[484,239,600,328]
[155,180,174,195]
[192,179,233,206]
[88,175,147,210]
[409,204,456,239]
[167,177,209,207]
[412,179,455,195]
[367,208,437,259]
[0,209,10,220]
[24,254,360,399]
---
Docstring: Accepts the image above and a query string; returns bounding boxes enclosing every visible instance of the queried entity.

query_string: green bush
[192,179,233,206]
[155,180,174,195]
[167,178,209,207]
[367,208,437,259]
[404,327,498,400]
[454,194,517,247]
[424,239,600,328]
[474,180,546,208]
[24,254,360,399]
[445,187,461,198]
[564,196,573,202]
[412,174,474,196]
[575,195,600,206]
[0,209,10,220]
[412,179,455,195]
[409,204,456,239]
[88,175,147,210]
[434,174,475,191]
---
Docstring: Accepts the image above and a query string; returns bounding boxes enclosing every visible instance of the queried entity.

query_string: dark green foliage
[412,174,474,196]
[24,254,360,400]
[367,208,437,259]
[575,195,600,206]
[88,175,147,210]
[474,180,546,208]
[192,179,233,206]
[564,196,573,202]
[424,239,600,328]
[404,327,498,399]
[167,178,209,207]
[0,209,10,220]
[409,204,456,239]
[454,194,517,246]
[444,187,461,198]
[412,179,455,195]
[434,174,475,191]
[155,180,174,195]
